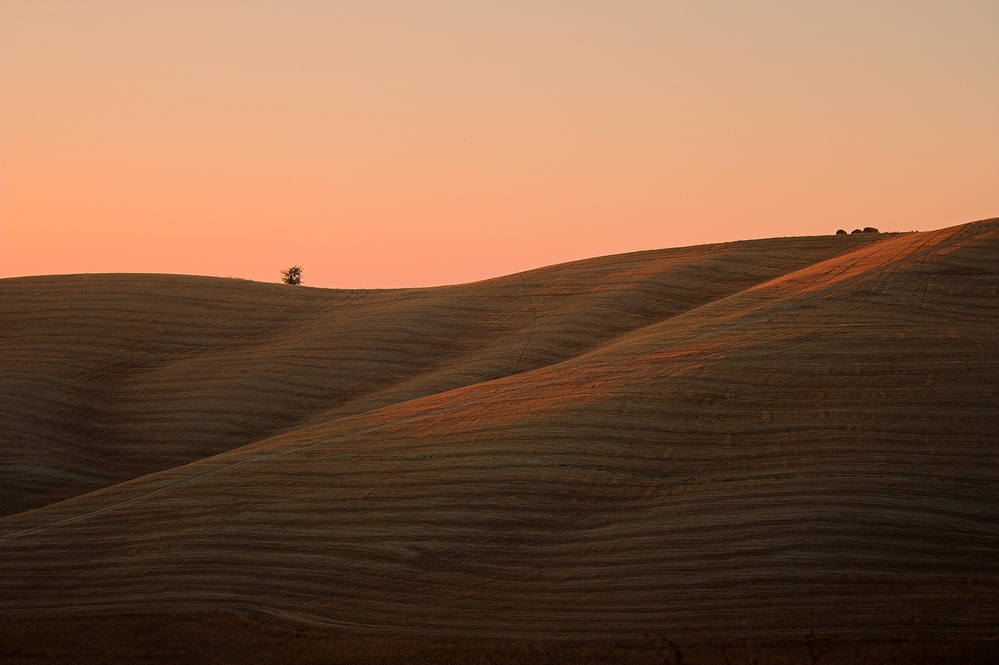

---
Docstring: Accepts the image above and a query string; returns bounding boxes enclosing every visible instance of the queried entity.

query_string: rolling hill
[1,219,997,661]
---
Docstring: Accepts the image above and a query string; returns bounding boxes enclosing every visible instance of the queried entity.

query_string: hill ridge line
[2,222,990,520]
[0,227,950,530]
[266,232,910,435]
[2,219,997,642]
[0,346,603,541]
[0,228,952,524]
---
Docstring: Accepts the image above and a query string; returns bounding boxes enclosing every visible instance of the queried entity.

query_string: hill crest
[1,219,996,644]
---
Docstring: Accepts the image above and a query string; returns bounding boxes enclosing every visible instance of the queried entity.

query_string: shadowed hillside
[1,232,889,517]
[1,220,997,660]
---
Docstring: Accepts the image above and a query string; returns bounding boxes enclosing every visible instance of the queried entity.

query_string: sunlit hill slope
[1,219,997,644]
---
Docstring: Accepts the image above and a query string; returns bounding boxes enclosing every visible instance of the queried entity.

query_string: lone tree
[281,265,303,285]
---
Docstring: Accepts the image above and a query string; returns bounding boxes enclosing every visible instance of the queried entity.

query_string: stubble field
[2,220,997,663]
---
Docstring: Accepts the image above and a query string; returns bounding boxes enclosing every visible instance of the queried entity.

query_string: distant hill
[1,219,996,652]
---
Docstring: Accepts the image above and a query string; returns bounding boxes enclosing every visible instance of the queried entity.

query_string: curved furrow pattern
[1,233,888,515]
[1,220,996,644]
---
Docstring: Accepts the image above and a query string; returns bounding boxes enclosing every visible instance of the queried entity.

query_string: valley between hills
[1,219,997,663]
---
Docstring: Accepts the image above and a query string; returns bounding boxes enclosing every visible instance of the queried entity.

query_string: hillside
[1,220,997,659]
[0,231,890,517]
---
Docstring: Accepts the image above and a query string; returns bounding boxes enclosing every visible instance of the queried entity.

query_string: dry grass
[1,220,997,662]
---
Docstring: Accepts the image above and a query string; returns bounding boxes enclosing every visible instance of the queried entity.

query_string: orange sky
[2,1,996,288]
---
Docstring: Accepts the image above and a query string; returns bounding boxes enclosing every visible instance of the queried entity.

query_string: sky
[2,1,997,288]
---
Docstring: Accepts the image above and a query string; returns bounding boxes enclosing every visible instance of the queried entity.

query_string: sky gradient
[2,1,997,288]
